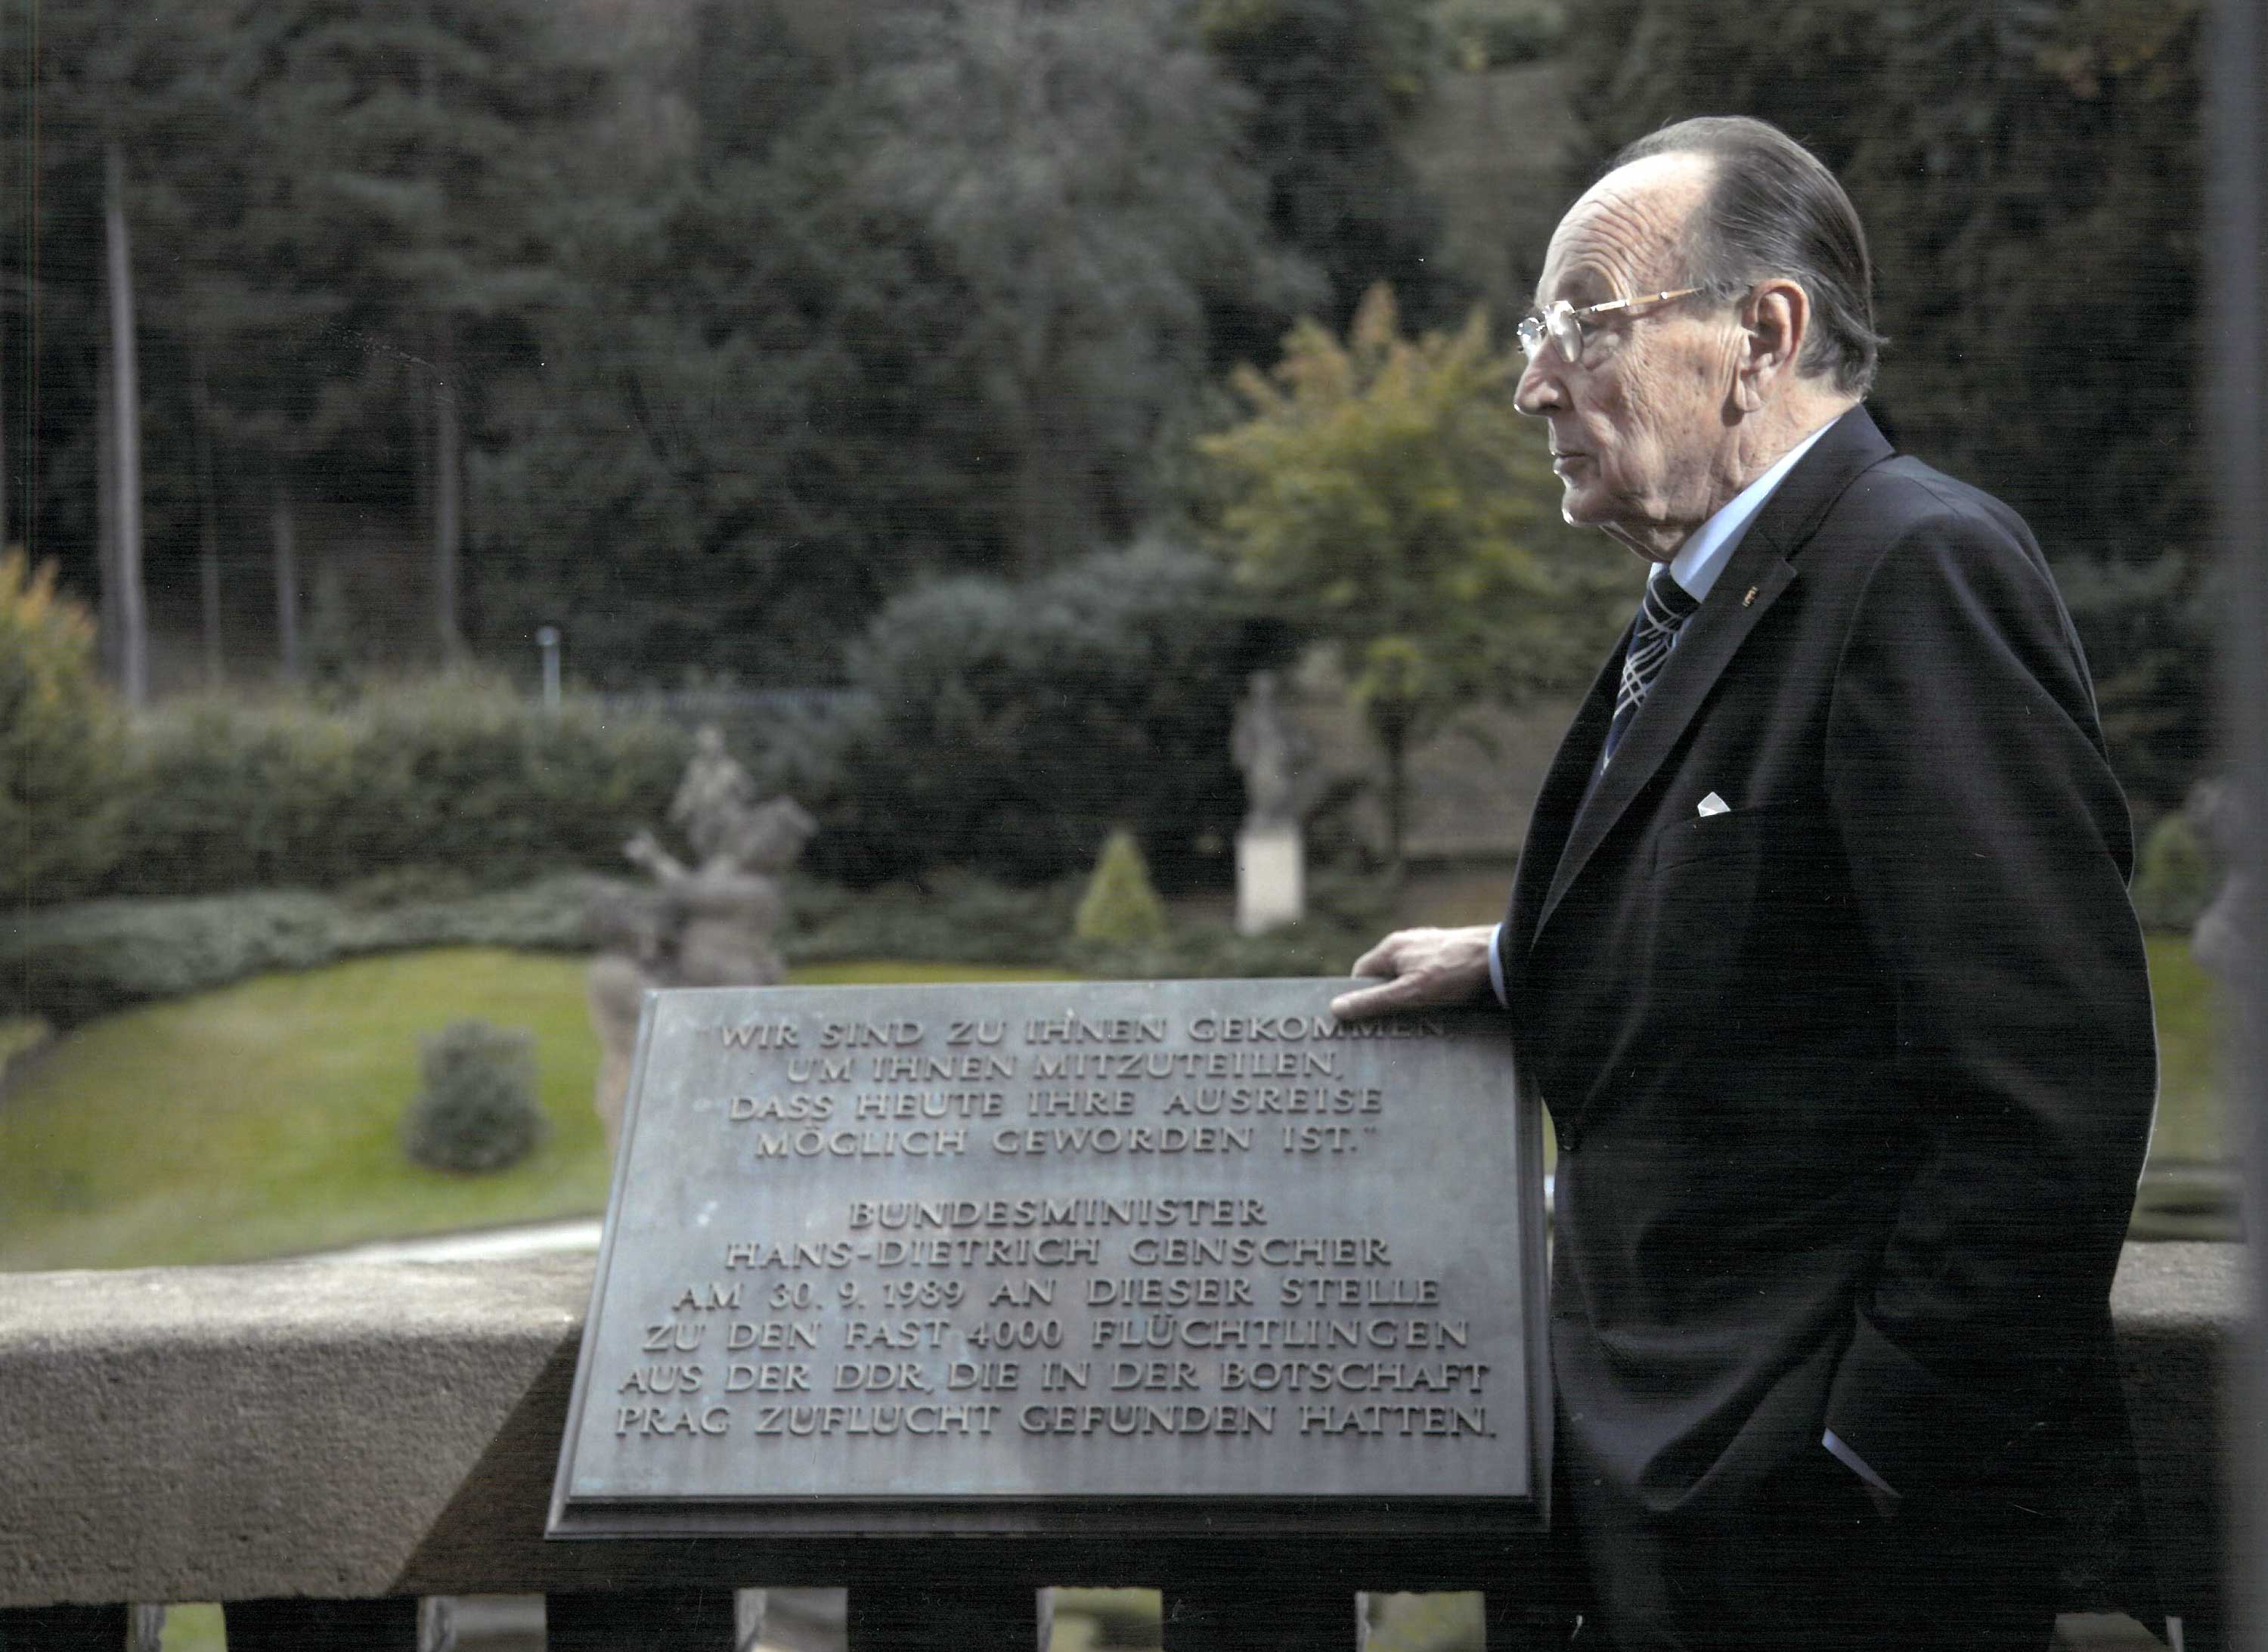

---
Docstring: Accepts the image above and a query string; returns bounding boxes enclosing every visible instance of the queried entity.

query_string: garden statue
[1231,670,1302,832]
[668,724,760,860]
[587,738,816,1150]
[1231,670,1307,934]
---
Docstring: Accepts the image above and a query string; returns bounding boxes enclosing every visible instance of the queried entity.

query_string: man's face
[1516,155,1740,562]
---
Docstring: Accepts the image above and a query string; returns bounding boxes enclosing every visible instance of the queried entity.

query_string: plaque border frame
[547,981,1552,1542]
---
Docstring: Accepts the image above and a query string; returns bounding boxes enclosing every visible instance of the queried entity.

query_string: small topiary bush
[1074,829,1170,947]
[2133,809,2220,933]
[403,1019,547,1175]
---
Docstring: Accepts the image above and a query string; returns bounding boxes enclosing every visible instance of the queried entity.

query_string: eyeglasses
[1516,287,1706,367]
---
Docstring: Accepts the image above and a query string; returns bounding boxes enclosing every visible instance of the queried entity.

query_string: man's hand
[1330,925,1498,1021]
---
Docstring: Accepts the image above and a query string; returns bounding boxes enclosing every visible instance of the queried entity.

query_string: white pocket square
[1697,792,1730,817]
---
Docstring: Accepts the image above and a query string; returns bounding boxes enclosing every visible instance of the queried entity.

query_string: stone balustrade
[0,1243,2239,1650]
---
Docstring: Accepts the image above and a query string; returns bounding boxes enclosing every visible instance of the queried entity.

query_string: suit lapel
[1534,546,1799,941]
[1529,407,1897,949]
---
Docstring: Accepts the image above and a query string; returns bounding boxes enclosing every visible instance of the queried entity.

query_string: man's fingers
[1348,937,1406,981]
[1334,925,1496,1021]
[1335,930,1439,1021]
[1331,975,1420,1021]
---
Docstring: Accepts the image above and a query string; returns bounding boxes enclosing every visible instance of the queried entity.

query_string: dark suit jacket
[1497,408,2156,1554]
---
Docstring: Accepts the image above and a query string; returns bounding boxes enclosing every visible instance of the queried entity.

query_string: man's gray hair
[1614,116,1885,396]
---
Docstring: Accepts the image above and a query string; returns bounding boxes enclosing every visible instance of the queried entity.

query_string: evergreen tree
[472,65,1014,685]
[858,0,1309,572]
[1198,0,1453,361]
[479,0,1310,677]
[199,0,602,662]
[2,0,212,690]
[1075,828,1171,947]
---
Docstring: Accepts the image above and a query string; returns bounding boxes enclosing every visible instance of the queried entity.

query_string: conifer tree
[860,0,1309,572]
[1075,829,1171,949]
[202,0,601,662]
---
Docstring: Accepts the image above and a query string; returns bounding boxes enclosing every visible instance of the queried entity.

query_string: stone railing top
[2108,1238,2246,1328]
[0,1242,2243,1610]
[2,1253,596,1608]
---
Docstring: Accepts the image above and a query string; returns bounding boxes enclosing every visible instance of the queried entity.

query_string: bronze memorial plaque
[548,978,1548,1539]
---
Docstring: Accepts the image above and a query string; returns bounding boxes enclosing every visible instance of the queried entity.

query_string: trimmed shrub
[0,876,608,1026]
[1074,829,1170,947]
[403,1019,546,1174]
[106,675,690,900]
[2133,809,2220,933]
[0,552,125,904]
[815,539,1287,888]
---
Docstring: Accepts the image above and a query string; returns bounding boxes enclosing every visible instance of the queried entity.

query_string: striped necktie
[1600,572,1701,770]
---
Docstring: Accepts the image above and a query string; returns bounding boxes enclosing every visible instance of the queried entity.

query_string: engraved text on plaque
[547,978,1548,1538]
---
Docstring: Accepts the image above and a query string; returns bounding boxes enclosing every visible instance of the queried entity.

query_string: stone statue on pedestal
[1232,671,1300,832]
[669,724,759,861]
[587,728,816,1149]
[1232,671,1308,934]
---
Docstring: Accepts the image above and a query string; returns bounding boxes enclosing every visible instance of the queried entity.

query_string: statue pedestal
[1236,825,1305,935]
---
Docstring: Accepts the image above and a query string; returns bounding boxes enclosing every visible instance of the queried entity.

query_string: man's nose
[1514,350,1563,415]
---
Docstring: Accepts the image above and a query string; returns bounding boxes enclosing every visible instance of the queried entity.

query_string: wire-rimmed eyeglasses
[1515,287,1706,366]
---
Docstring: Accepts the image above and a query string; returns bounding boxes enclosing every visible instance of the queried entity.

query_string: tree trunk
[1009,308,1092,577]
[104,141,147,707]
[191,352,225,684]
[271,478,300,681]
[421,42,466,664]
[1010,389,1095,578]
[1375,707,1411,869]
[96,333,119,674]
[432,321,464,659]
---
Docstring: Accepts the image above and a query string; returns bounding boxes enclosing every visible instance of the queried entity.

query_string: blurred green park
[0,953,1069,1269]
[0,5,2232,1649]
[6,0,2208,844]
[0,2,2232,1251]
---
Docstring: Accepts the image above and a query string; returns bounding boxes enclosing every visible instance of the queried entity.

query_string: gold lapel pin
[1742,585,1758,607]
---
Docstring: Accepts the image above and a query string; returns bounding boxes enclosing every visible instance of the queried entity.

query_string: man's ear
[1732,278,1809,413]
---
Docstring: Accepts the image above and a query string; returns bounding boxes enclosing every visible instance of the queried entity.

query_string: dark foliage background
[2,0,2213,860]
[1560,0,2210,805]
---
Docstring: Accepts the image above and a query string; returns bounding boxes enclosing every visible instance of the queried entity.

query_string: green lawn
[0,950,1069,1272]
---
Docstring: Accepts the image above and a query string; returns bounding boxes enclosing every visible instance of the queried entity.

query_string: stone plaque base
[1236,827,1304,934]
[549,978,1548,1541]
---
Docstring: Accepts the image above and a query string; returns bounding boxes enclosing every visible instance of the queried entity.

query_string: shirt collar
[1657,418,1837,604]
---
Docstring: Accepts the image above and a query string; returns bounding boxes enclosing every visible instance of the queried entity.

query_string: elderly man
[1333,117,2155,1650]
